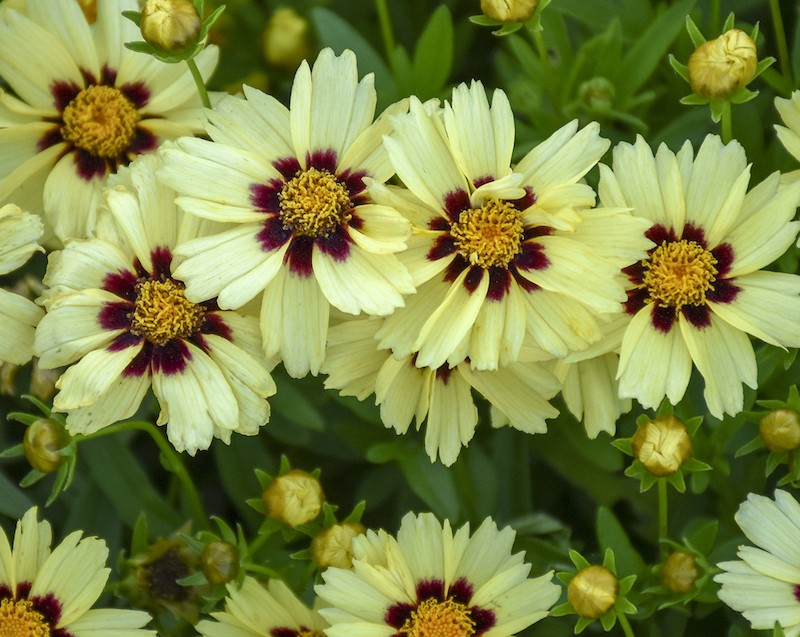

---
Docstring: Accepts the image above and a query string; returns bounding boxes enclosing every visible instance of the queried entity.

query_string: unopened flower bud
[687,29,757,100]
[579,77,615,113]
[262,8,311,71]
[140,0,201,52]
[261,469,324,527]
[631,415,692,477]
[662,551,699,594]
[759,409,800,453]
[480,0,538,23]
[200,541,239,585]
[310,522,367,570]
[23,419,67,474]
[568,565,618,619]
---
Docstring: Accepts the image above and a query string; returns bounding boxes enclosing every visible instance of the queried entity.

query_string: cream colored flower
[34,153,276,454]
[0,507,154,637]
[602,134,800,418]
[0,0,218,240]
[159,48,414,378]
[315,512,560,637]
[776,91,800,179]
[0,203,44,365]
[716,491,800,636]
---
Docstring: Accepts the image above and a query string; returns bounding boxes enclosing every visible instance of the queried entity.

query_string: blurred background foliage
[2,0,800,636]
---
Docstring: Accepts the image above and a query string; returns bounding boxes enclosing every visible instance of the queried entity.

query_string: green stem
[709,0,720,35]
[618,613,636,637]
[76,421,208,528]
[720,100,732,144]
[531,29,560,111]
[769,0,793,88]
[375,0,396,71]
[658,478,668,559]
[186,57,211,109]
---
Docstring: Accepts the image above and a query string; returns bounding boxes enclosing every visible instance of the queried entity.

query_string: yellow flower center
[297,631,326,637]
[278,167,352,237]
[0,599,51,637]
[642,240,718,308]
[399,598,476,637]
[450,200,523,269]
[62,85,139,158]
[130,279,204,346]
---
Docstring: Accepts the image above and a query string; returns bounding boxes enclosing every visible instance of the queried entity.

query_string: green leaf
[0,471,34,518]
[0,444,24,458]
[412,5,454,99]
[493,22,524,36]
[469,14,500,27]
[596,507,646,577]
[680,93,709,106]
[684,519,718,555]
[722,12,735,34]
[398,450,460,520]
[600,610,617,631]
[736,435,765,457]
[122,9,141,26]
[131,513,150,555]
[685,16,705,48]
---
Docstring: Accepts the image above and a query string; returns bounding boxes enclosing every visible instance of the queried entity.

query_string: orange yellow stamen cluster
[0,598,51,637]
[130,279,204,346]
[450,199,523,269]
[62,85,139,158]
[399,598,476,637]
[279,168,352,237]
[642,240,718,308]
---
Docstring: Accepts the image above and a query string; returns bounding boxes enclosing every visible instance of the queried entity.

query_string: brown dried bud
[480,0,538,23]
[262,8,311,71]
[140,0,201,52]
[687,29,757,100]
[200,541,239,585]
[310,522,367,570]
[662,551,699,594]
[759,409,800,453]
[23,419,67,474]
[568,565,618,619]
[631,415,692,477]
[261,469,324,527]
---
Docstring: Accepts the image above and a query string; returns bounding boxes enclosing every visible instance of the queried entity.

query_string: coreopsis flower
[775,90,800,170]
[373,81,652,371]
[687,29,757,100]
[0,203,44,365]
[315,512,560,637]
[0,507,154,637]
[197,577,328,637]
[601,134,800,418]
[322,317,560,466]
[0,0,218,240]
[159,47,415,378]
[34,153,276,454]
[715,490,800,636]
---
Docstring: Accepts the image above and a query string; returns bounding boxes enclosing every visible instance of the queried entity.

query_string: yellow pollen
[642,240,718,308]
[278,167,352,237]
[297,631,326,637]
[450,199,523,269]
[0,599,51,637]
[130,279,204,346]
[62,85,139,158]
[399,598,475,637]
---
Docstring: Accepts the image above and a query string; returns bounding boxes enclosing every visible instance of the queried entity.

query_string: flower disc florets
[450,199,523,268]
[62,86,140,158]
[642,240,718,308]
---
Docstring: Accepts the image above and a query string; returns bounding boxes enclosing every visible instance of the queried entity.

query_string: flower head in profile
[372,81,651,371]
[715,490,800,637]
[0,507,154,637]
[0,0,218,240]
[159,47,415,378]
[34,153,276,454]
[0,203,44,365]
[197,577,328,637]
[601,134,800,418]
[322,317,560,466]
[315,512,560,637]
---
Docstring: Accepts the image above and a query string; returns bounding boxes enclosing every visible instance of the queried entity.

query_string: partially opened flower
[372,81,651,370]
[0,0,218,240]
[0,203,44,365]
[716,490,800,636]
[159,47,415,378]
[322,317,560,465]
[0,507,154,637]
[34,153,276,454]
[197,577,328,637]
[601,134,800,418]
[315,512,560,637]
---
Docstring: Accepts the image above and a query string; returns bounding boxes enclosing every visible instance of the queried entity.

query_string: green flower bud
[23,419,67,474]
[568,565,618,619]
[662,551,699,594]
[200,541,239,585]
[140,0,201,52]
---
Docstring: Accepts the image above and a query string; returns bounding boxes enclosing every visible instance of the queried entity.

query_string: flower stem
[76,421,208,528]
[186,57,211,109]
[720,100,732,144]
[709,0,720,35]
[375,0,396,70]
[769,0,793,88]
[658,478,668,559]
[618,613,636,637]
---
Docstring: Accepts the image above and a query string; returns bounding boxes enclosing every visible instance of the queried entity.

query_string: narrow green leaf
[0,471,34,518]
[596,507,646,577]
[398,450,460,520]
[685,16,705,47]
[412,5,454,99]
